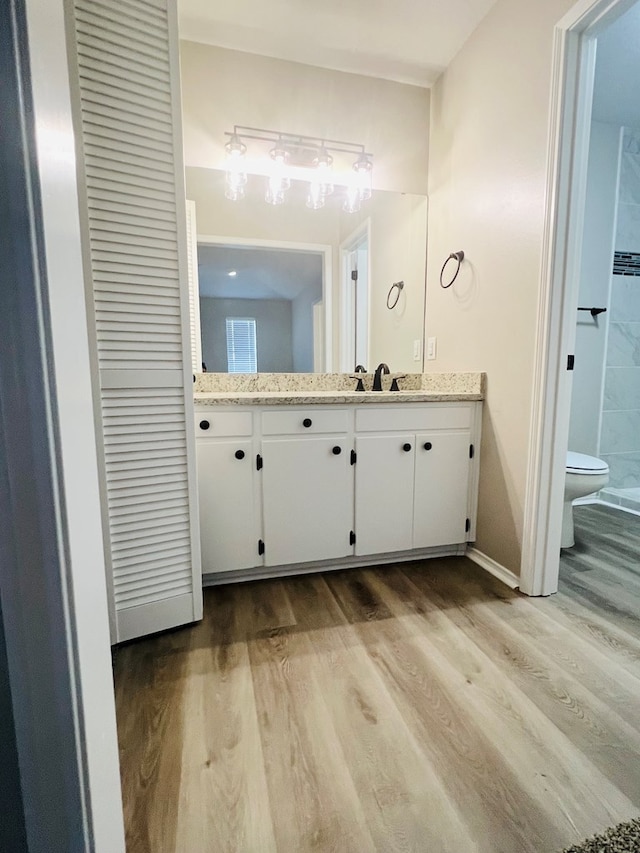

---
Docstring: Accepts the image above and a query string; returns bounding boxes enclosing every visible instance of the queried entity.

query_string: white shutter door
[185,200,202,373]
[70,0,202,642]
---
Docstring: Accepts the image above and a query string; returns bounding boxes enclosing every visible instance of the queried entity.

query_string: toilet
[562,451,609,548]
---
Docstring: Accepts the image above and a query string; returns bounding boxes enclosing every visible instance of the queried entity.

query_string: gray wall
[200,297,293,372]
[292,282,322,373]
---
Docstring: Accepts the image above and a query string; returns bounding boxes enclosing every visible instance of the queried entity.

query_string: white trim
[3,0,125,848]
[197,233,333,372]
[521,0,635,597]
[339,219,371,373]
[203,543,467,585]
[466,548,520,590]
[167,3,203,622]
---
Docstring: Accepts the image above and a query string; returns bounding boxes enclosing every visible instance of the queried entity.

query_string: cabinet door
[262,437,353,566]
[197,440,260,573]
[414,432,471,548]
[355,435,415,556]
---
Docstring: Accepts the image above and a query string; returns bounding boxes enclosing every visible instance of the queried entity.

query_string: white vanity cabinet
[354,404,476,556]
[261,406,353,567]
[194,399,481,580]
[195,411,261,574]
[354,434,416,555]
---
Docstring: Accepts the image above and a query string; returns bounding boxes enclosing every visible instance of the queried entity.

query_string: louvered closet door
[70,0,202,642]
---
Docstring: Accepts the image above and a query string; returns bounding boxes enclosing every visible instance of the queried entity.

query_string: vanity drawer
[262,408,349,435]
[195,410,253,437]
[355,404,472,433]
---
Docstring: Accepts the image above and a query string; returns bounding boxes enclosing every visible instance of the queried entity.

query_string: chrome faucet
[372,362,390,391]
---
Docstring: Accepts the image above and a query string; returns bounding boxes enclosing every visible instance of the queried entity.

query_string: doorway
[340,221,370,372]
[522,0,640,595]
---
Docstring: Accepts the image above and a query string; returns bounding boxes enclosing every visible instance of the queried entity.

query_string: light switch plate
[426,336,437,360]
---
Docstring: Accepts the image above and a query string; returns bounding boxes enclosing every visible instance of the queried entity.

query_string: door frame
[339,219,371,372]
[521,0,638,595]
[1,0,125,848]
[197,234,333,372]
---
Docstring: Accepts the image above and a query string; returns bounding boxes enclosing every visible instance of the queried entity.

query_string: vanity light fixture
[223,126,373,212]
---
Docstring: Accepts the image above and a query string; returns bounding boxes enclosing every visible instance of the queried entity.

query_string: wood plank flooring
[113,504,640,852]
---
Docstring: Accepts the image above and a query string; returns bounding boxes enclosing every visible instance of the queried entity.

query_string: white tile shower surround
[599,487,640,515]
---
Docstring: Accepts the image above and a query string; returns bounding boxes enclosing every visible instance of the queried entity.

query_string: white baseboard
[466,547,520,590]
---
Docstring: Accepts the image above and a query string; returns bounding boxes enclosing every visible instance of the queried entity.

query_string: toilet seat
[566,451,609,475]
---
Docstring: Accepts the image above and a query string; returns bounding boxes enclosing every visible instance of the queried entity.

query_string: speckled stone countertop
[194,372,485,406]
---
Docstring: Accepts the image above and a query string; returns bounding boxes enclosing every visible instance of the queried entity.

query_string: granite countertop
[194,389,483,406]
[193,372,485,406]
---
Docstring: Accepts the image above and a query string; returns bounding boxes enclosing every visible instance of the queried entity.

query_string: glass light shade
[306,181,325,210]
[343,184,361,213]
[225,173,246,201]
[265,175,287,205]
[270,144,290,166]
[224,167,247,201]
[224,134,248,202]
[353,153,373,201]
[225,133,247,159]
[313,147,334,196]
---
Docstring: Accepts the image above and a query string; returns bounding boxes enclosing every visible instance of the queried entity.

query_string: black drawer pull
[423,442,432,451]
[235,450,245,460]
[302,417,312,428]
[199,420,210,431]
[332,446,342,455]
[403,443,412,452]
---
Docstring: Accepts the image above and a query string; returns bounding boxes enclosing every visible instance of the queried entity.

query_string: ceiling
[198,244,323,300]
[177,0,498,88]
[593,1,640,126]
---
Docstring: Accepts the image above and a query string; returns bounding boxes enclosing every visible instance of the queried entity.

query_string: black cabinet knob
[332,446,342,455]
[423,442,432,451]
[199,420,210,431]
[235,450,245,460]
[403,443,412,452]
[302,417,312,428]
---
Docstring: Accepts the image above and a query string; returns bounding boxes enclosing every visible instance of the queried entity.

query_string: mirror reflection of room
[198,242,324,373]
[180,42,430,374]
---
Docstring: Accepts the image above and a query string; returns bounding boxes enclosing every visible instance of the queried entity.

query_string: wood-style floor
[114,504,640,853]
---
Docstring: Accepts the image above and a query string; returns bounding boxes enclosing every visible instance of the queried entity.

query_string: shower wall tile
[603,367,640,410]
[606,322,640,367]
[600,410,640,453]
[599,451,640,489]
[615,203,640,252]
[609,276,640,321]
[618,154,640,204]
[623,129,640,154]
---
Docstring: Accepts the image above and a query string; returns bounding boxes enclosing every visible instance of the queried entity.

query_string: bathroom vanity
[194,374,484,583]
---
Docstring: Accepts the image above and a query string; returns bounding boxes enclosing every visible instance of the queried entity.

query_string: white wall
[179,42,430,194]
[425,0,577,575]
[568,121,620,456]
[338,193,428,371]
